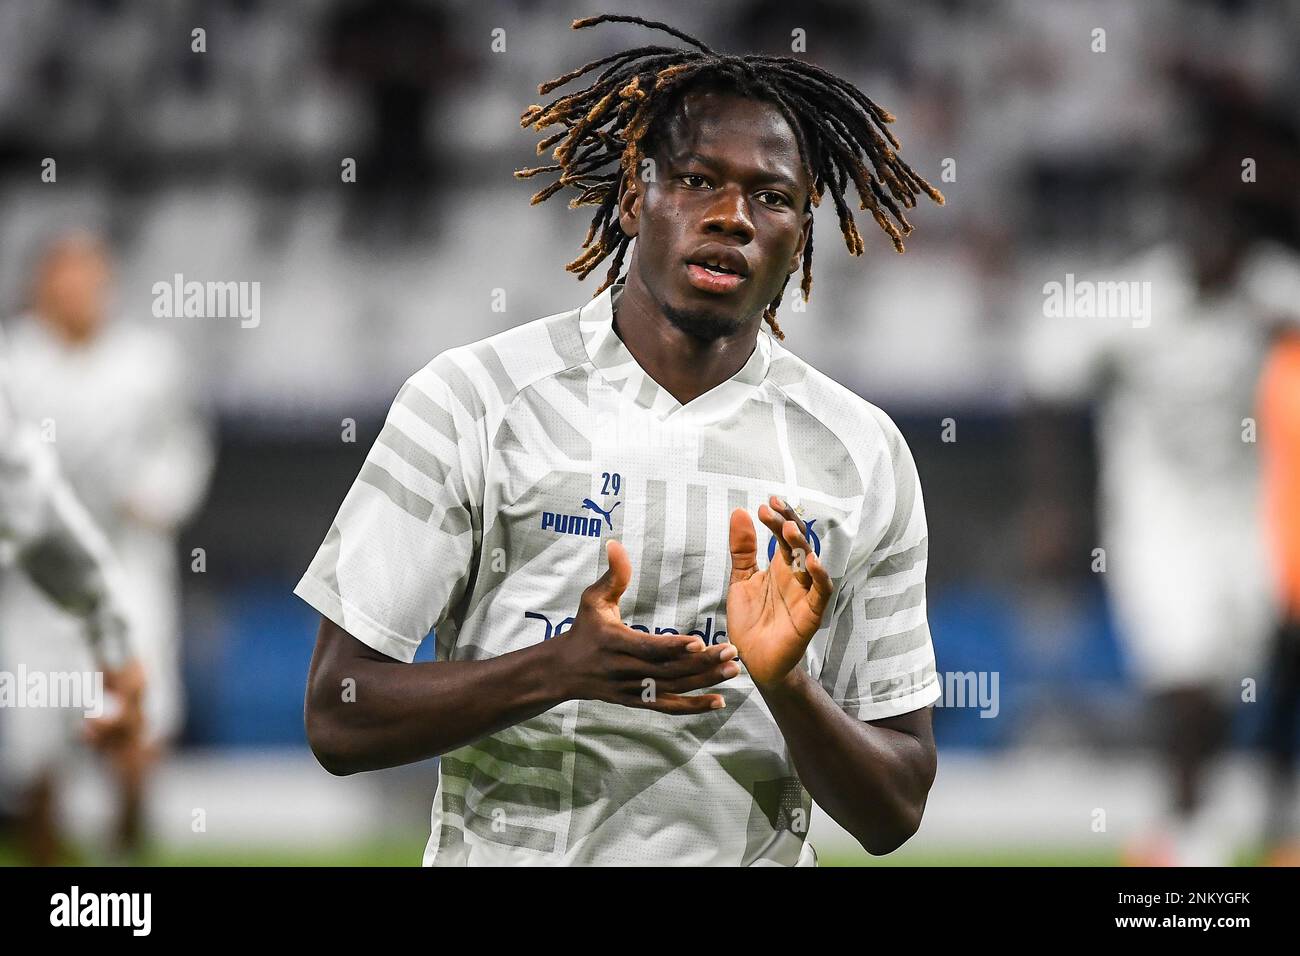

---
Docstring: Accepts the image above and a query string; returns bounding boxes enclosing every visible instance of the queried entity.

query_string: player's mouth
[684,249,749,294]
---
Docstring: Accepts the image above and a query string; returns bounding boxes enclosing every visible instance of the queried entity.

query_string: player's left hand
[83,658,147,751]
[726,496,834,689]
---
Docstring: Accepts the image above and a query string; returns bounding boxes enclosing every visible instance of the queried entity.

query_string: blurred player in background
[0,320,146,865]
[1022,140,1300,865]
[0,231,213,863]
[1258,321,1300,865]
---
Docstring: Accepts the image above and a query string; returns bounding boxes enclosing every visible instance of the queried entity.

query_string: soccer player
[1021,155,1293,865]
[299,15,945,865]
[0,318,145,865]
[0,232,212,862]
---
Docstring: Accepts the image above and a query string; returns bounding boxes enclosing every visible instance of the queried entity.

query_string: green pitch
[0,836,1267,867]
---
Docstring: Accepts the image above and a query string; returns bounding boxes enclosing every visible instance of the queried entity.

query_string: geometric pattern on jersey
[295,280,940,865]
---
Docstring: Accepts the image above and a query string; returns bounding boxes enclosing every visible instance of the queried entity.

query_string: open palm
[726,496,834,688]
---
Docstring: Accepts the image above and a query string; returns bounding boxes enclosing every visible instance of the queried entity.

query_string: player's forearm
[757,668,935,855]
[15,471,133,667]
[305,619,569,775]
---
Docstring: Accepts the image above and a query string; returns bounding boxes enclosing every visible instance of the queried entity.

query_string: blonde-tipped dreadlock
[516,14,944,339]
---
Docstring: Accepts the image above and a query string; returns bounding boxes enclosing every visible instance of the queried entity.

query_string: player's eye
[757,190,790,208]
[679,174,711,188]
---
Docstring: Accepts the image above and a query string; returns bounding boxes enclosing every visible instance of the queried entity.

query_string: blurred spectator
[324,0,478,244]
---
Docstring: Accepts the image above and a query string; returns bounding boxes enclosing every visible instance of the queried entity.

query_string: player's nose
[700,185,754,244]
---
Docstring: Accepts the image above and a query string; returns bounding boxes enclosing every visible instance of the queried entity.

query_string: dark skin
[611,89,809,404]
[305,89,936,855]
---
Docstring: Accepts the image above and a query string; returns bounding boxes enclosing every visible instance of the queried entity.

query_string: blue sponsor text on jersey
[767,517,821,561]
[524,609,728,645]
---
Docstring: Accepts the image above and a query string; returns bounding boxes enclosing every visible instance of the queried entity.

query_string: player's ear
[617,176,641,238]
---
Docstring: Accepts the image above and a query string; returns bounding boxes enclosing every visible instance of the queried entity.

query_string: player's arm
[759,666,936,856]
[0,395,145,747]
[728,497,937,855]
[304,539,741,776]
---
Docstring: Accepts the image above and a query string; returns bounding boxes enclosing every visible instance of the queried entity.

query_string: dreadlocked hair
[515,14,944,339]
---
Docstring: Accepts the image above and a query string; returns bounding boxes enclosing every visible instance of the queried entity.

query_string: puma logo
[540,498,622,538]
[581,498,622,529]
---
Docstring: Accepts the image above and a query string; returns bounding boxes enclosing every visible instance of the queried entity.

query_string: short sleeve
[293,355,485,663]
[816,411,941,721]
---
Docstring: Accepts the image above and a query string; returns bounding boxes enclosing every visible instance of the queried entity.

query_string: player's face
[36,240,111,342]
[619,90,812,340]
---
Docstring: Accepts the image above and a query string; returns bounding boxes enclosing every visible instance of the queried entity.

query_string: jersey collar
[578,279,772,422]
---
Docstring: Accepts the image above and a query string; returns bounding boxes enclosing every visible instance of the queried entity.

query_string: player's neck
[611,270,761,407]
[39,313,97,348]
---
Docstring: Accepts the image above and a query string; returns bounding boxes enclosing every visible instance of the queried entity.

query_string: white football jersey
[295,280,940,865]
[0,315,213,745]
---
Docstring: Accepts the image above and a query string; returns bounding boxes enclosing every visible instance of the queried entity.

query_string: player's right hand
[550,538,740,714]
